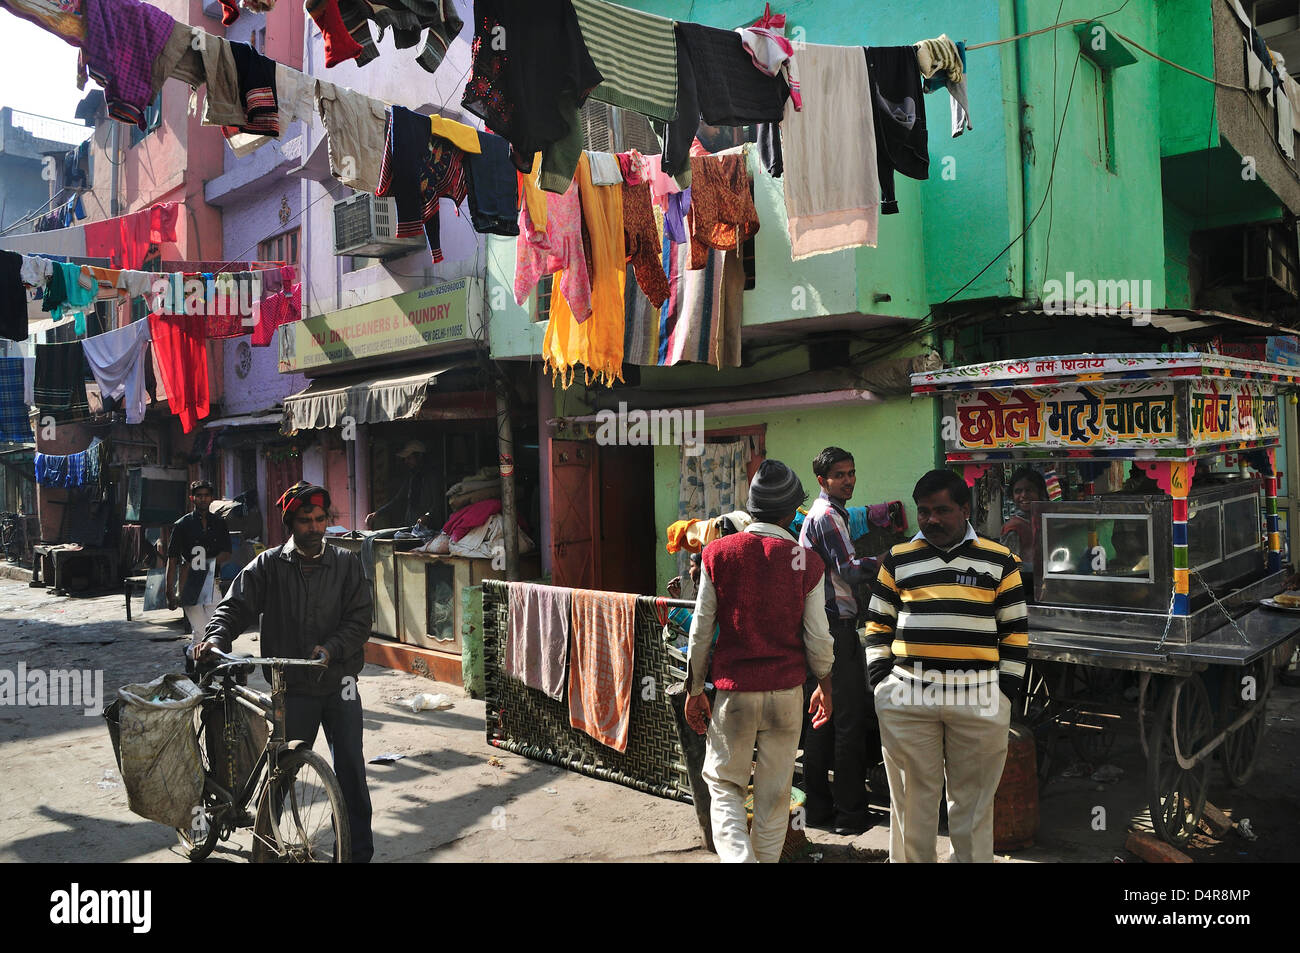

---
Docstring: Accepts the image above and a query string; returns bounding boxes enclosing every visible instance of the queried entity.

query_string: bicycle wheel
[251,748,350,863]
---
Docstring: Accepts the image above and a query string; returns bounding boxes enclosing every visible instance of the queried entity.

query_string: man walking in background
[685,460,834,863]
[166,480,231,641]
[863,469,1027,863]
[799,446,877,834]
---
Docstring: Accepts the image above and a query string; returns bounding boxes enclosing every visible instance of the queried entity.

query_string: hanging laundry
[305,0,377,68]
[199,35,251,128]
[755,121,782,176]
[42,263,96,322]
[154,21,204,89]
[315,81,388,194]
[0,357,30,443]
[83,218,120,266]
[20,255,54,288]
[79,0,175,129]
[505,582,572,702]
[82,319,152,425]
[566,588,639,752]
[571,0,677,122]
[204,273,247,338]
[543,153,626,385]
[644,153,682,208]
[376,106,467,264]
[22,356,35,408]
[519,163,549,231]
[664,188,691,245]
[782,44,879,259]
[688,150,759,270]
[617,150,649,186]
[660,239,744,370]
[515,164,592,321]
[586,151,624,187]
[463,131,520,237]
[33,340,91,417]
[220,41,280,138]
[1,251,27,342]
[461,0,603,187]
[865,46,929,214]
[662,22,791,181]
[623,181,670,308]
[117,270,157,301]
[362,0,464,73]
[226,65,320,157]
[35,437,104,488]
[917,35,972,138]
[737,4,802,111]
[252,268,301,347]
[4,0,85,45]
[622,263,661,367]
[148,312,209,433]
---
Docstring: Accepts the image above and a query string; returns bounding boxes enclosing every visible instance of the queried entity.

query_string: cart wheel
[1147,675,1212,847]
[1219,661,1273,788]
[1018,662,1059,788]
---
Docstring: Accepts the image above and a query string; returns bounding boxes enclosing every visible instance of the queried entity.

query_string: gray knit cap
[747,459,806,515]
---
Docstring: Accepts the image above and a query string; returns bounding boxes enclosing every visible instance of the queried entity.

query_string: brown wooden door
[264,454,302,549]
[597,444,657,595]
[550,440,598,589]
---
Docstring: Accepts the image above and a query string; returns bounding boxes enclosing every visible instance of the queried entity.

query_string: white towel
[81,319,152,425]
[585,151,624,186]
[781,44,879,259]
[22,356,35,407]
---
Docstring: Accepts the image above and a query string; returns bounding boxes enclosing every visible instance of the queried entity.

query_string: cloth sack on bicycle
[113,674,205,828]
[202,699,269,796]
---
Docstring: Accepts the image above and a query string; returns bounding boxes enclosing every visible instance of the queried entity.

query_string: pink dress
[514,178,592,323]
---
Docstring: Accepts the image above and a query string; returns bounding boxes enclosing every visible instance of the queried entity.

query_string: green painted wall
[651,396,937,592]
[1158,0,1217,159]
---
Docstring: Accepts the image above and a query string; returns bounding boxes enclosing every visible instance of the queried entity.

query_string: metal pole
[495,366,520,581]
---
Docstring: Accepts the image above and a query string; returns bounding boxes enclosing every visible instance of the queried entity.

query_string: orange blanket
[567,588,639,752]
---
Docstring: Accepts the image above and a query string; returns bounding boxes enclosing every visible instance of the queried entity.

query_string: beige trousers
[874,671,1011,863]
[702,686,803,863]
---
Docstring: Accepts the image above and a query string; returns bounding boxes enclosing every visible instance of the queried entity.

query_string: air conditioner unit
[1242,224,1299,297]
[332,193,427,259]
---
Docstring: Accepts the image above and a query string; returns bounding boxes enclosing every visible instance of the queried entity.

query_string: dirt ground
[0,572,1296,864]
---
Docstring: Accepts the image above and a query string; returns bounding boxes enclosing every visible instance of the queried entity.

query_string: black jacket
[204,537,373,695]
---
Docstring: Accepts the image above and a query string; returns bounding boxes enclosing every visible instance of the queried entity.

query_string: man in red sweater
[685,460,835,863]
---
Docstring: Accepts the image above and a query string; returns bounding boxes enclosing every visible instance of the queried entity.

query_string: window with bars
[258,229,299,265]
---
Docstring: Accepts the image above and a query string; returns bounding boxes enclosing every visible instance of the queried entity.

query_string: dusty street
[0,573,1296,864]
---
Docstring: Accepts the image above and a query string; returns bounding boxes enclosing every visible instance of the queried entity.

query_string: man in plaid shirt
[797,447,878,834]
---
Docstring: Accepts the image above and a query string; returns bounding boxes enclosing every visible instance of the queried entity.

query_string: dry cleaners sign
[278,277,483,372]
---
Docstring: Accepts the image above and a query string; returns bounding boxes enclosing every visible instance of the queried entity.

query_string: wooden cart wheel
[1017,661,1060,788]
[1147,675,1212,847]
[1219,660,1273,788]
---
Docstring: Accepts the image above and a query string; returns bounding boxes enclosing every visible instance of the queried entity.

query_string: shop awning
[282,361,468,431]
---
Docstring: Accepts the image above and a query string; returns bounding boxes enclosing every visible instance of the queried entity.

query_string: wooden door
[264,454,302,549]
[597,444,657,595]
[550,440,598,589]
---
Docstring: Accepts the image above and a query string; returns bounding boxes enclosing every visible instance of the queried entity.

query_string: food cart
[912,352,1300,845]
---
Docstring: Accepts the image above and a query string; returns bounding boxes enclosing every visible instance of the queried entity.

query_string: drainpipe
[1012,0,1036,307]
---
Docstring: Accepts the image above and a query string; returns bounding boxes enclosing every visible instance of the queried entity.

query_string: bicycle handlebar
[206,648,329,670]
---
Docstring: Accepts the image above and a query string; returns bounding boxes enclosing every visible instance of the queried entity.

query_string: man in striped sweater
[863,469,1028,863]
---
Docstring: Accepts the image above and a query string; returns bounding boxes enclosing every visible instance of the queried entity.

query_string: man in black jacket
[194,481,375,862]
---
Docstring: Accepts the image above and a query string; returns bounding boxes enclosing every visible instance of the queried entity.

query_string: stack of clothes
[416,466,535,559]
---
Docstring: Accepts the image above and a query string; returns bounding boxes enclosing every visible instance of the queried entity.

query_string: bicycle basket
[114,674,206,829]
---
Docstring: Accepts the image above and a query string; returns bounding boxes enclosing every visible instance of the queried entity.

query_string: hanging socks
[306,0,365,67]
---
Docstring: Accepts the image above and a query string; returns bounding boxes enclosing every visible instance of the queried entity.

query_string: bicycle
[0,512,20,562]
[177,648,351,863]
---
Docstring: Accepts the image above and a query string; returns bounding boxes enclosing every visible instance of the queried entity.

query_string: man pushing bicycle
[193,482,375,863]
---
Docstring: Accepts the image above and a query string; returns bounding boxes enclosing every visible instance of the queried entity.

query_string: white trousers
[701,686,803,863]
[874,672,1011,863]
[185,602,218,645]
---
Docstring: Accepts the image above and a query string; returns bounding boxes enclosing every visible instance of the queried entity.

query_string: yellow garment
[4,0,84,44]
[521,152,548,230]
[430,115,482,154]
[543,151,627,388]
[665,518,700,554]
[85,267,123,297]
[684,521,711,552]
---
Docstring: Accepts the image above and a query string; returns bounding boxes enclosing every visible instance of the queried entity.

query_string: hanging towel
[463,131,520,237]
[567,588,639,752]
[0,357,30,442]
[543,152,627,386]
[586,151,624,186]
[376,105,467,263]
[782,44,879,259]
[688,151,759,270]
[1,251,27,342]
[80,0,175,129]
[865,46,929,215]
[515,164,592,318]
[148,312,209,433]
[623,181,670,307]
[505,582,572,701]
[662,22,790,179]
[82,319,152,424]
[737,15,801,111]
[34,341,90,416]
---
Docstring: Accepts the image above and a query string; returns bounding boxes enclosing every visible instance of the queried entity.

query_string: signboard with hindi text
[945,379,1280,454]
[278,277,483,372]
